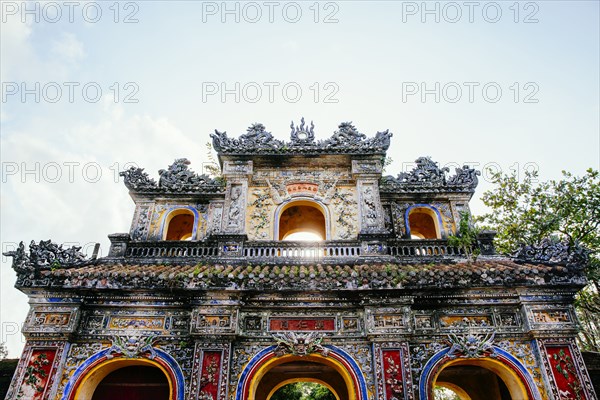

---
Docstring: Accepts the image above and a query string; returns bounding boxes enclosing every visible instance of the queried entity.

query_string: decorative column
[522,285,597,400]
[5,295,81,400]
[215,160,253,256]
[366,294,415,400]
[352,159,389,255]
[536,337,597,400]
[189,295,237,400]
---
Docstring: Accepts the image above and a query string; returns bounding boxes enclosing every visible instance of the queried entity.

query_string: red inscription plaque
[269,318,336,331]
[286,183,319,195]
[546,346,587,400]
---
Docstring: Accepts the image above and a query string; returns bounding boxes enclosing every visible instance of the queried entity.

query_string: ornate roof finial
[290,117,316,146]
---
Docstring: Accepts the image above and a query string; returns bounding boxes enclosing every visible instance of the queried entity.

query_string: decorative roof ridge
[512,238,590,270]
[381,156,480,193]
[41,259,576,275]
[119,158,225,194]
[2,240,93,278]
[210,119,392,155]
[18,259,584,291]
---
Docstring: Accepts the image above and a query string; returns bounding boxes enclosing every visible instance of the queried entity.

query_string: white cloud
[0,16,34,82]
[0,100,200,357]
[51,32,85,64]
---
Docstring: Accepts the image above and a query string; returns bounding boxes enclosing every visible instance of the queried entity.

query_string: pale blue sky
[1,1,599,356]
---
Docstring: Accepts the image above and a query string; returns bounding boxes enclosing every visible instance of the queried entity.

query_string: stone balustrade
[119,238,469,263]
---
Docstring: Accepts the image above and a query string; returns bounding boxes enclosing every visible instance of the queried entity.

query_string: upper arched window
[164,209,195,241]
[278,201,326,241]
[407,207,441,239]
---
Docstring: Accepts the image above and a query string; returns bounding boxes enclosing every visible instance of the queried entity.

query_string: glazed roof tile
[34,258,585,291]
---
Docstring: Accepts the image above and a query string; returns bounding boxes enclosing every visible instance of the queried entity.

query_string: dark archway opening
[279,204,326,241]
[165,212,194,240]
[91,365,169,400]
[435,365,512,400]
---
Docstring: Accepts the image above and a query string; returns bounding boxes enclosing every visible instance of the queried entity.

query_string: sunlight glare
[283,232,323,241]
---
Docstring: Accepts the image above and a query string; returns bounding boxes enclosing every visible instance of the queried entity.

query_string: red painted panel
[18,349,56,400]
[199,351,222,399]
[269,318,336,331]
[382,350,404,400]
[546,346,587,400]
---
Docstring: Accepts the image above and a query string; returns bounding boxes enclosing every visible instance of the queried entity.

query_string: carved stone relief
[366,307,411,334]
[248,188,273,240]
[223,183,247,234]
[526,306,576,330]
[23,305,80,337]
[331,187,358,239]
[357,179,385,233]
[209,201,224,235]
[390,202,412,238]
[131,204,152,241]
[223,160,253,176]
[192,308,238,335]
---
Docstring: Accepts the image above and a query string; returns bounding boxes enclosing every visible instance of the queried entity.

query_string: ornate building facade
[4,120,597,400]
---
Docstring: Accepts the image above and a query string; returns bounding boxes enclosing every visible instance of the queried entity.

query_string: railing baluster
[122,239,464,262]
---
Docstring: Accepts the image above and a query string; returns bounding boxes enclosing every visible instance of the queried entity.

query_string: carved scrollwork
[120,166,157,190]
[2,241,30,274]
[447,165,481,188]
[120,159,225,194]
[446,332,497,359]
[396,157,448,185]
[158,158,221,190]
[107,335,157,359]
[273,332,330,357]
[321,121,366,147]
[514,238,590,269]
[3,240,89,276]
[381,157,480,193]
[211,123,284,153]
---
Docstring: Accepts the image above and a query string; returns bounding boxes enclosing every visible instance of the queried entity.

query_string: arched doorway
[276,200,328,241]
[163,208,196,240]
[407,207,441,239]
[92,365,169,400]
[420,346,542,400]
[434,361,514,400]
[237,346,367,400]
[69,358,174,400]
[259,360,346,400]
[63,347,185,400]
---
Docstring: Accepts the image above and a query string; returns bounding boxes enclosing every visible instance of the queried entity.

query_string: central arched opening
[270,381,337,400]
[278,201,326,241]
[92,365,169,400]
[408,207,441,239]
[433,359,529,400]
[164,209,195,241]
[256,359,347,400]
